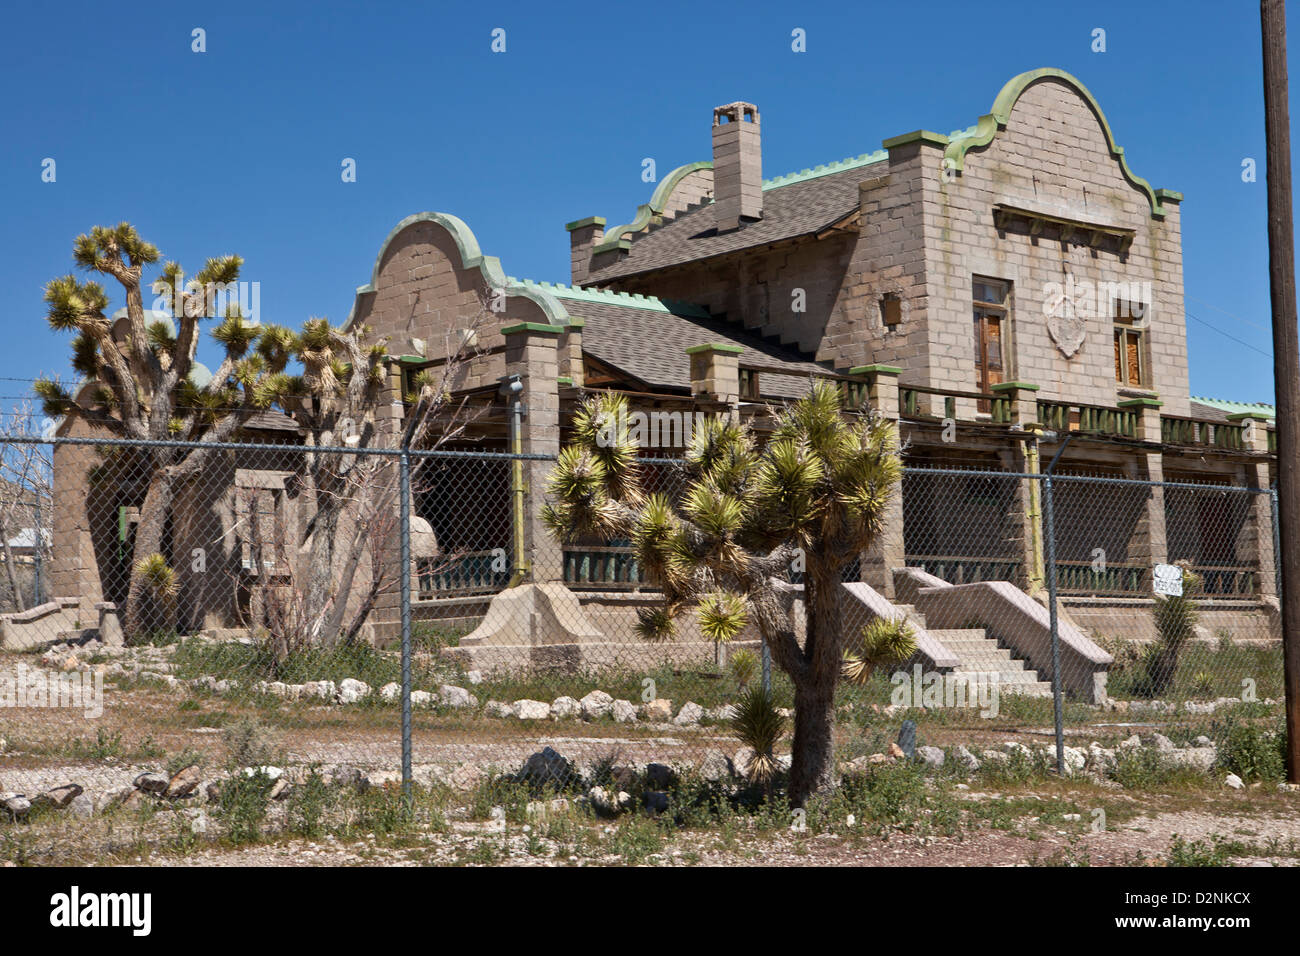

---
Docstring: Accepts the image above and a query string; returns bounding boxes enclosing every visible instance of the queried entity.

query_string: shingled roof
[544,285,833,398]
[584,156,883,284]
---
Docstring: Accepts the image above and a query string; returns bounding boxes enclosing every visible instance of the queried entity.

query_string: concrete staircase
[892,602,1053,697]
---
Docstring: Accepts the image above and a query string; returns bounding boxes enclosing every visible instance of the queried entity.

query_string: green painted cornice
[593,161,714,253]
[943,67,1176,218]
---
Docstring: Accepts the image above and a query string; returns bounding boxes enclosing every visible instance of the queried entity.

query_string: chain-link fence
[0,434,1287,819]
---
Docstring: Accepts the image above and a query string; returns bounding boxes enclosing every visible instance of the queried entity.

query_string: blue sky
[0,0,1285,405]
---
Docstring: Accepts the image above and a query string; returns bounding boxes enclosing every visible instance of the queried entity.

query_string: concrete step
[928,628,985,641]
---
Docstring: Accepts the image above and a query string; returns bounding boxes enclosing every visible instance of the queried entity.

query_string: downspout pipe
[501,375,530,588]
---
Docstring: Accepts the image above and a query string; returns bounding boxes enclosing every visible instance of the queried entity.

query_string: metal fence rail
[0,433,1286,816]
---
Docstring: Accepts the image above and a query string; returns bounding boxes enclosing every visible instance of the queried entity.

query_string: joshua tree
[543,381,905,806]
[35,223,292,637]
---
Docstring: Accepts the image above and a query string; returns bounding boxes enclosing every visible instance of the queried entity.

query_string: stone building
[43,68,1278,678]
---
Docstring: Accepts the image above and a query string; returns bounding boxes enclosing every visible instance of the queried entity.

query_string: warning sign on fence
[1153,563,1183,597]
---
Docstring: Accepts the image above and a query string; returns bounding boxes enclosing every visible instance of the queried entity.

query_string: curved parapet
[345,211,570,330]
[942,67,1178,218]
[592,161,714,254]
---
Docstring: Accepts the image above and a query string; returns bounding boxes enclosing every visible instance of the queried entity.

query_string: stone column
[686,343,742,405]
[1120,398,1168,573]
[1230,411,1277,599]
[852,365,904,597]
[992,382,1044,595]
[565,217,605,286]
[503,323,565,584]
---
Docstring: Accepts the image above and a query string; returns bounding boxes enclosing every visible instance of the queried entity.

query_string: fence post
[32,498,43,606]
[400,446,413,803]
[1042,473,1065,776]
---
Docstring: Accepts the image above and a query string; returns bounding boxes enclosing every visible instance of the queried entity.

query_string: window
[880,293,902,328]
[973,278,1009,411]
[1113,299,1147,387]
[739,368,760,401]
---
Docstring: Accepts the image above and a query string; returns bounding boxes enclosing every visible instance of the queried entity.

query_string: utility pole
[1261,0,1300,782]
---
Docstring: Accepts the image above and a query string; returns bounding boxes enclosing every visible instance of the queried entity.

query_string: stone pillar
[852,365,904,597]
[1231,411,1277,598]
[992,383,1043,593]
[565,217,605,286]
[559,319,584,388]
[503,323,565,584]
[686,343,742,405]
[1120,398,1168,573]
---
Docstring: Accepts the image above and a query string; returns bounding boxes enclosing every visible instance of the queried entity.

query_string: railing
[905,555,1021,585]
[418,549,510,598]
[899,386,1011,423]
[563,545,650,590]
[1191,564,1259,598]
[1037,400,1138,439]
[1161,416,1247,451]
[1054,560,1148,596]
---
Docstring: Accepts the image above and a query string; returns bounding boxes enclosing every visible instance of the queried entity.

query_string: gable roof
[584,159,877,284]
[543,284,833,397]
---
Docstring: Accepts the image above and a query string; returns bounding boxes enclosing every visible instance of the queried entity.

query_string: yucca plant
[1136,560,1201,697]
[544,381,901,806]
[732,686,786,793]
[842,617,918,685]
[729,648,759,690]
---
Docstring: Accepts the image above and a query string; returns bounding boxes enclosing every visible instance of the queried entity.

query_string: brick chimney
[712,102,762,232]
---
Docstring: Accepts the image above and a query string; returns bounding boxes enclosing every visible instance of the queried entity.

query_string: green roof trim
[393,355,427,364]
[557,376,574,386]
[685,343,743,355]
[514,279,710,318]
[882,130,950,149]
[1226,410,1273,422]
[850,364,902,375]
[566,318,585,329]
[1155,188,1184,203]
[1191,396,1276,418]
[990,380,1040,392]
[943,67,1175,218]
[762,151,888,189]
[345,212,570,331]
[501,322,565,336]
[593,161,714,253]
[565,216,607,231]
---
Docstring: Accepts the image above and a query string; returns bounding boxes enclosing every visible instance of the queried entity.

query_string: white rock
[410,690,433,707]
[953,745,981,772]
[513,699,552,721]
[580,690,614,720]
[337,678,371,704]
[674,701,705,726]
[380,682,401,701]
[485,700,513,718]
[611,699,638,723]
[916,746,945,768]
[439,684,476,709]
[551,696,581,719]
[1119,734,1142,750]
[1224,773,1245,790]
[466,670,484,685]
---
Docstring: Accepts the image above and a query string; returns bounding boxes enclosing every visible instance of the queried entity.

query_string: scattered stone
[330,766,370,792]
[34,784,84,810]
[708,704,739,722]
[517,747,575,787]
[337,678,371,704]
[1166,748,1216,772]
[96,787,133,813]
[165,765,203,800]
[189,812,209,835]
[2,793,32,819]
[888,742,906,760]
[953,745,980,772]
[70,794,94,819]
[868,753,891,765]
[587,786,632,815]
[580,690,614,720]
[1119,734,1142,750]
[269,778,292,801]
[732,746,756,778]
[642,698,673,721]
[698,750,730,782]
[673,701,704,726]
[244,766,284,781]
[1194,735,1215,748]
[525,797,568,820]
[466,670,484,685]
[611,699,638,723]
[1147,733,1175,752]
[915,746,944,769]
[380,682,401,702]
[897,720,918,758]
[1062,747,1087,775]
[1225,774,1245,790]
[301,680,336,701]
[512,699,552,721]
[485,700,513,719]
[134,772,169,794]
[204,781,223,804]
[438,684,476,709]
[551,696,581,719]
[410,690,433,707]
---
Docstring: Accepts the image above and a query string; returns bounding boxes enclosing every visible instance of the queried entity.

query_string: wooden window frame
[972,278,1011,411]
[1113,299,1148,388]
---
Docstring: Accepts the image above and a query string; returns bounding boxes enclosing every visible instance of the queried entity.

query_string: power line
[1185,309,1274,359]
